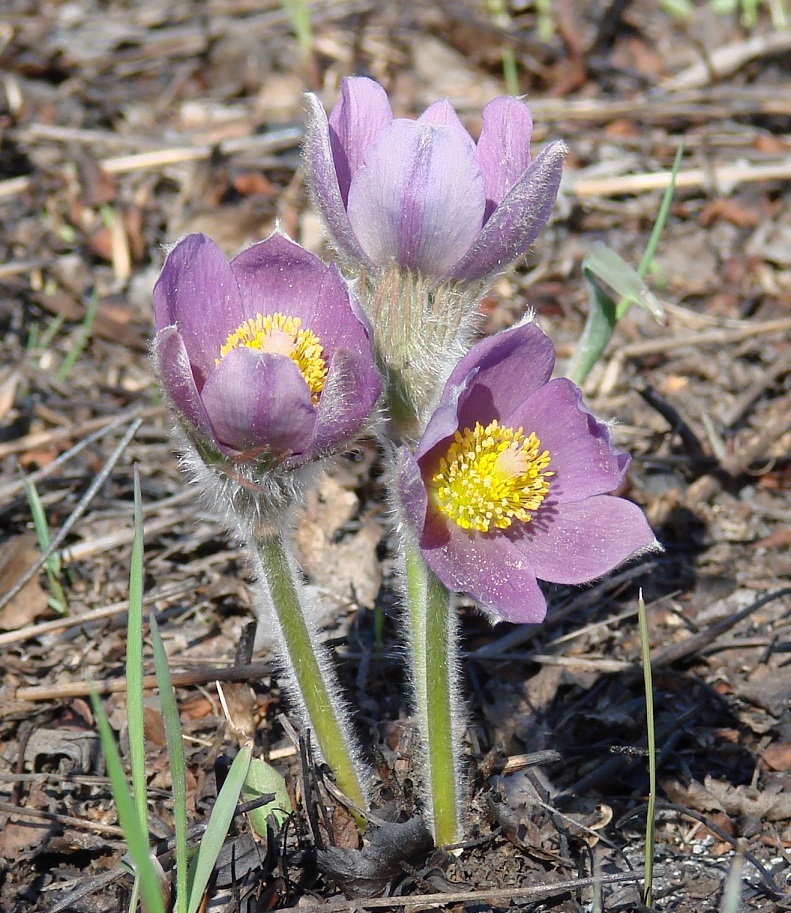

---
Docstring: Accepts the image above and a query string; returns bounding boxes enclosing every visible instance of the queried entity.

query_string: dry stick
[0,404,164,460]
[0,416,143,613]
[598,317,791,395]
[686,407,791,504]
[0,128,302,201]
[0,559,201,650]
[663,30,791,91]
[618,803,784,899]
[0,799,126,838]
[721,347,791,428]
[0,410,144,503]
[15,659,276,703]
[291,872,642,913]
[570,159,791,198]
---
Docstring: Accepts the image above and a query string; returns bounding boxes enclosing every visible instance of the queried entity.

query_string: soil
[0,1,790,911]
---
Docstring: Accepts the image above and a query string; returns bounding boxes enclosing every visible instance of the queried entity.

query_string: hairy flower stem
[252,530,369,811]
[403,534,463,846]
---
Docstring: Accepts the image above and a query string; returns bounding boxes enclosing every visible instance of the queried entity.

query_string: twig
[0,417,143,613]
[569,160,791,198]
[663,30,791,91]
[0,405,164,460]
[617,803,785,899]
[293,871,642,912]
[0,128,302,201]
[15,660,276,703]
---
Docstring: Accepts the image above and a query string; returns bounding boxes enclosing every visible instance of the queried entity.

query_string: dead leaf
[316,817,433,897]
[0,534,50,631]
[761,743,791,772]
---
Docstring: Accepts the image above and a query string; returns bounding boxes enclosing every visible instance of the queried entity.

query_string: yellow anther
[431,419,552,533]
[218,312,327,401]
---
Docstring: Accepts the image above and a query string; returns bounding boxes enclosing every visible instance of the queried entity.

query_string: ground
[0,1,790,911]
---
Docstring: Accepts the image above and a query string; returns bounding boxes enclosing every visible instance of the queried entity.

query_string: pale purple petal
[301,262,372,357]
[520,496,657,585]
[201,348,315,456]
[328,76,393,203]
[509,378,630,502]
[449,322,556,425]
[476,97,533,220]
[302,92,374,268]
[418,99,470,137]
[346,119,486,276]
[153,327,217,447]
[421,521,548,623]
[446,141,566,283]
[397,446,428,524]
[400,440,548,623]
[306,348,382,461]
[230,232,329,320]
[153,233,243,382]
[410,402,458,469]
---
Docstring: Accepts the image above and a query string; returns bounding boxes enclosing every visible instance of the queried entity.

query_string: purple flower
[153,232,381,466]
[397,322,657,623]
[304,76,566,285]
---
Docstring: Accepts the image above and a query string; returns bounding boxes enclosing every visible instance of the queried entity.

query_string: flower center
[431,420,553,533]
[218,312,328,401]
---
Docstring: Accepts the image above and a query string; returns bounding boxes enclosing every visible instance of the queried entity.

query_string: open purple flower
[397,322,657,623]
[153,232,381,467]
[304,76,566,285]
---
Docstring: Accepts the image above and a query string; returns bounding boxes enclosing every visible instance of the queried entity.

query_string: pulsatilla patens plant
[152,76,658,852]
[397,321,657,623]
[153,231,380,475]
[303,76,567,435]
[153,230,382,811]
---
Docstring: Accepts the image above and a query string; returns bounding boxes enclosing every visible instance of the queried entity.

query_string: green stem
[404,535,462,846]
[253,530,368,811]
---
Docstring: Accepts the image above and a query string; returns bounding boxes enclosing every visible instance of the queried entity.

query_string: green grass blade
[281,0,313,57]
[90,692,165,913]
[57,291,98,382]
[637,590,656,907]
[567,144,683,385]
[127,466,148,835]
[187,744,252,913]
[635,145,685,281]
[24,478,68,615]
[150,614,189,913]
[720,851,744,913]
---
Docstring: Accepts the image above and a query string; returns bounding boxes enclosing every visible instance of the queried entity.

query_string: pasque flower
[153,232,381,467]
[397,321,657,623]
[303,76,566,285]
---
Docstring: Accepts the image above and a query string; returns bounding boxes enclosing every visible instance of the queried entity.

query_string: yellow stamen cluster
[218,312,328,401]
[431,420,553,533]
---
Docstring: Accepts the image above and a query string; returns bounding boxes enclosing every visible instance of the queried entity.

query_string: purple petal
[305,348,382,461]
[302,92,374,268]
[509,378,630,503]
[346,119,486,277]
[398,445,548,623]
[230,232,330,320]
[448,322,556,426]
[153,234,244,382]
[301,262,372,358]
[522,496,657,585]
[414,400,465,465]
[476,97,533,220]
[328,76,393,204]
[153,327,217,447]
[446,140,566,284]
[421,520,548,623]
[418,99,470,137]
[397,446,430,535]
[200,348,316,456]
